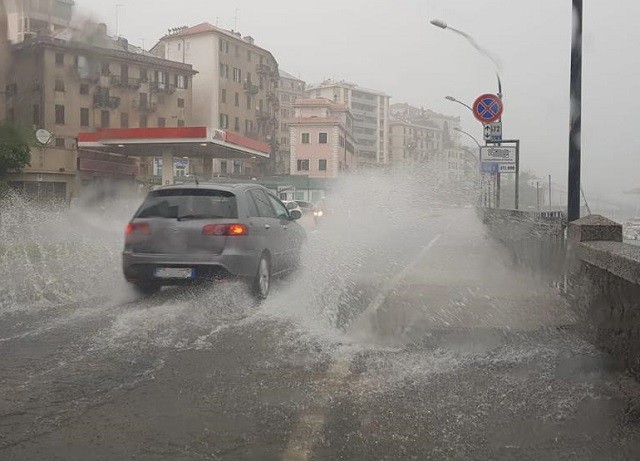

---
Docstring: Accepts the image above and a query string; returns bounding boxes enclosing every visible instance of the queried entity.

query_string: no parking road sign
[473,94,503,124]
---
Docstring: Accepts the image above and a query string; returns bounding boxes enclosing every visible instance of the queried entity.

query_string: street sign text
[480,146,516,163]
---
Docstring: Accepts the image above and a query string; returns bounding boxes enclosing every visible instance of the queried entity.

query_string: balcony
[243,82,259,95]
[150,81,176,95]
[110,75,142,90]
[256,64,271,74]
[93,93,121,109]
[256,109,270,120]
[132,100,158,113]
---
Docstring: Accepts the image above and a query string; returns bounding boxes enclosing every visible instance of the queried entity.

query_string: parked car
[282,200,302,215]
[123,183,305,299]
[294,200,316,215]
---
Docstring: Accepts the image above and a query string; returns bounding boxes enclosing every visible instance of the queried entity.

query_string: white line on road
[281,233,444,461]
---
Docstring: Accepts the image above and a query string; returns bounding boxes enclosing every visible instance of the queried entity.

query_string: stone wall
[567,215,640,376]
[482,209,640,378]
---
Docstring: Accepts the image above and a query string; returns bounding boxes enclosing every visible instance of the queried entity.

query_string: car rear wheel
[251,256,270,300]
[132,281,161,296]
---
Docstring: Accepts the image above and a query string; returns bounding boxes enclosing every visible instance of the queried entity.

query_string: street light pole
[430,19,503,99]
[568,0,583,222]
[445,96,474,113]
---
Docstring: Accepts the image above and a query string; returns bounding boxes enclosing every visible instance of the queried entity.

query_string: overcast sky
[75,0,640,205]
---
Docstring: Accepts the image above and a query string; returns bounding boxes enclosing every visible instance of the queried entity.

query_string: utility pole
[548,174,552,210]
[568,0,583,222]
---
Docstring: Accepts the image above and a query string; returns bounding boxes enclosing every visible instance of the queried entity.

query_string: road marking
[281,233,443,460]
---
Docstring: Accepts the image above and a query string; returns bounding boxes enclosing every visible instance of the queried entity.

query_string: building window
[247,50,252,62]
[220,160,227,174]
[245,119,253,134]
[158,117,166,127]
[246,95,252,110]
[55,52,64,67]
[101,110,110,128]
[33,105,40,126]
[319,159,327,171]
[233,68,242,83]
[301,133,310,144]
[219,113,229,129]
[140,69,148,82]
[221,89,227,103]
[55,105,65,124]
[139,115,147,128]
[177,75,188,89]
[54,79,65,92]
[101,62,110,76]
[319,132,328,144]
[234,44,239,57]
[235,92,239,107]
[177,98,185,108]
[297,159,309,171]
[80,108,89,127]
[234,117,240,131]
[80,83,89,95]
[121,112,129,128]
[177,119,185,127]
[55,137,65,148]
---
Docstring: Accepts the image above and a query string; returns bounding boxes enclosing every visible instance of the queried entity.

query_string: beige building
[153,23,279,178]
[306,79,390,167]
[289,98,355,179]
[3,0,73,44]
[390,102,475,181]
[276,69,305,174]
[4,24,195,201]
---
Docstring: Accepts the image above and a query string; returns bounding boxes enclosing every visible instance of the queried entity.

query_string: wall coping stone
[580,241,640,285]
[568,214,622,243]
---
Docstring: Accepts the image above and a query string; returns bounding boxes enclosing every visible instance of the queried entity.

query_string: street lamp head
[430,19,448,29]
[445,96,456,102]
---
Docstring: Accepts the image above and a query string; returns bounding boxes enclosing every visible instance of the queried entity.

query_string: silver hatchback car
[122,183,305,298]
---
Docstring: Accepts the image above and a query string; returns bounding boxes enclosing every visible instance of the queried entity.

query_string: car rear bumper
[122,250,259,284]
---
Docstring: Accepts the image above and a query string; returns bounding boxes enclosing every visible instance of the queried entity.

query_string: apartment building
[305,79,390,167]
[389,119,443,165]
[4,24,195,201]
[290,98,355,179]
[276,69,305,174]
[3,0,73,44]
[390,102,475,181]
[153,23,279,178]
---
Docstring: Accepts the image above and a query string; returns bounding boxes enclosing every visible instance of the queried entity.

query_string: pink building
[289,99,355,178]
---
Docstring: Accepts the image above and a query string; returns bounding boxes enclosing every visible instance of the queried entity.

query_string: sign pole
[496,173,501,209]
[515,139,520,210]
[568,0,583,222]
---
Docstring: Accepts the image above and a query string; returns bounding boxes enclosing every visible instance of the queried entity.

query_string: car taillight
[202,224,248,236]
[125,222,151,235]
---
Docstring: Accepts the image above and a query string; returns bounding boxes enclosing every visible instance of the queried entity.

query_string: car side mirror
[289,210,302,221]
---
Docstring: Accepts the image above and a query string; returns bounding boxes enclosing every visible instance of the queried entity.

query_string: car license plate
[154,268,195,279]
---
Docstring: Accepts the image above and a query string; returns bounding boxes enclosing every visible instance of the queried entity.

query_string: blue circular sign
[473,94,503,123]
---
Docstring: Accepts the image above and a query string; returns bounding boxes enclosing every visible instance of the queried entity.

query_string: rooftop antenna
[215,17,220,27]
[234,9,239,30]
[115,4,124,37]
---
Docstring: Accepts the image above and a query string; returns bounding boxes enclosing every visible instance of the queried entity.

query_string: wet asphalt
[2,208,640,460]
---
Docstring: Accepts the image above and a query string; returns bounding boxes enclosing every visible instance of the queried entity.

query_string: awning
[77,127,270,159]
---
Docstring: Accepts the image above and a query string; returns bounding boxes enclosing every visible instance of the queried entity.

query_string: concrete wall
[482,208,640,378]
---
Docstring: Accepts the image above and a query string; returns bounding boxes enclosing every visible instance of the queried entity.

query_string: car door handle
[264,224,271,229]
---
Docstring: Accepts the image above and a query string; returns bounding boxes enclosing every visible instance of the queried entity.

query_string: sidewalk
[350,210,576,343]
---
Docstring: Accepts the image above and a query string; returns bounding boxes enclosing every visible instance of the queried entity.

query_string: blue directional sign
[473,94,503,124]
[480,162,499,173]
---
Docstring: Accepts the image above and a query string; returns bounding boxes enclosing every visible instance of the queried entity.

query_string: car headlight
[314,210,323,217]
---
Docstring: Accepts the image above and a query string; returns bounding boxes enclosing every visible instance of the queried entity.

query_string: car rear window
[135,189,238,219]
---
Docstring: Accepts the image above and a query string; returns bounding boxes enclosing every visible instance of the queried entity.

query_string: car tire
[132,281,161,296]
[251,255,271,300]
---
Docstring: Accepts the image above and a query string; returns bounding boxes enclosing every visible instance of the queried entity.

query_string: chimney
[243,36,254,45]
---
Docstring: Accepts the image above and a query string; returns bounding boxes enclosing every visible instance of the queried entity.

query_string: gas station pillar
[162,149,174,186]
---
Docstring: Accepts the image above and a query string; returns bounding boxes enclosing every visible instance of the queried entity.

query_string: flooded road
[2,178,640,460]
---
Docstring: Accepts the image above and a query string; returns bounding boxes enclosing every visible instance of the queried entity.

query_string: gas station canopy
[77,127,271,159]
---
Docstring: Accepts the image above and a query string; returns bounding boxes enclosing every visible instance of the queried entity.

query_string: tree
[0,122,31,180]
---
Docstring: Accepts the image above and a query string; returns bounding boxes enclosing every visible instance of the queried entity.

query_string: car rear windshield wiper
[176,214,225,221]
